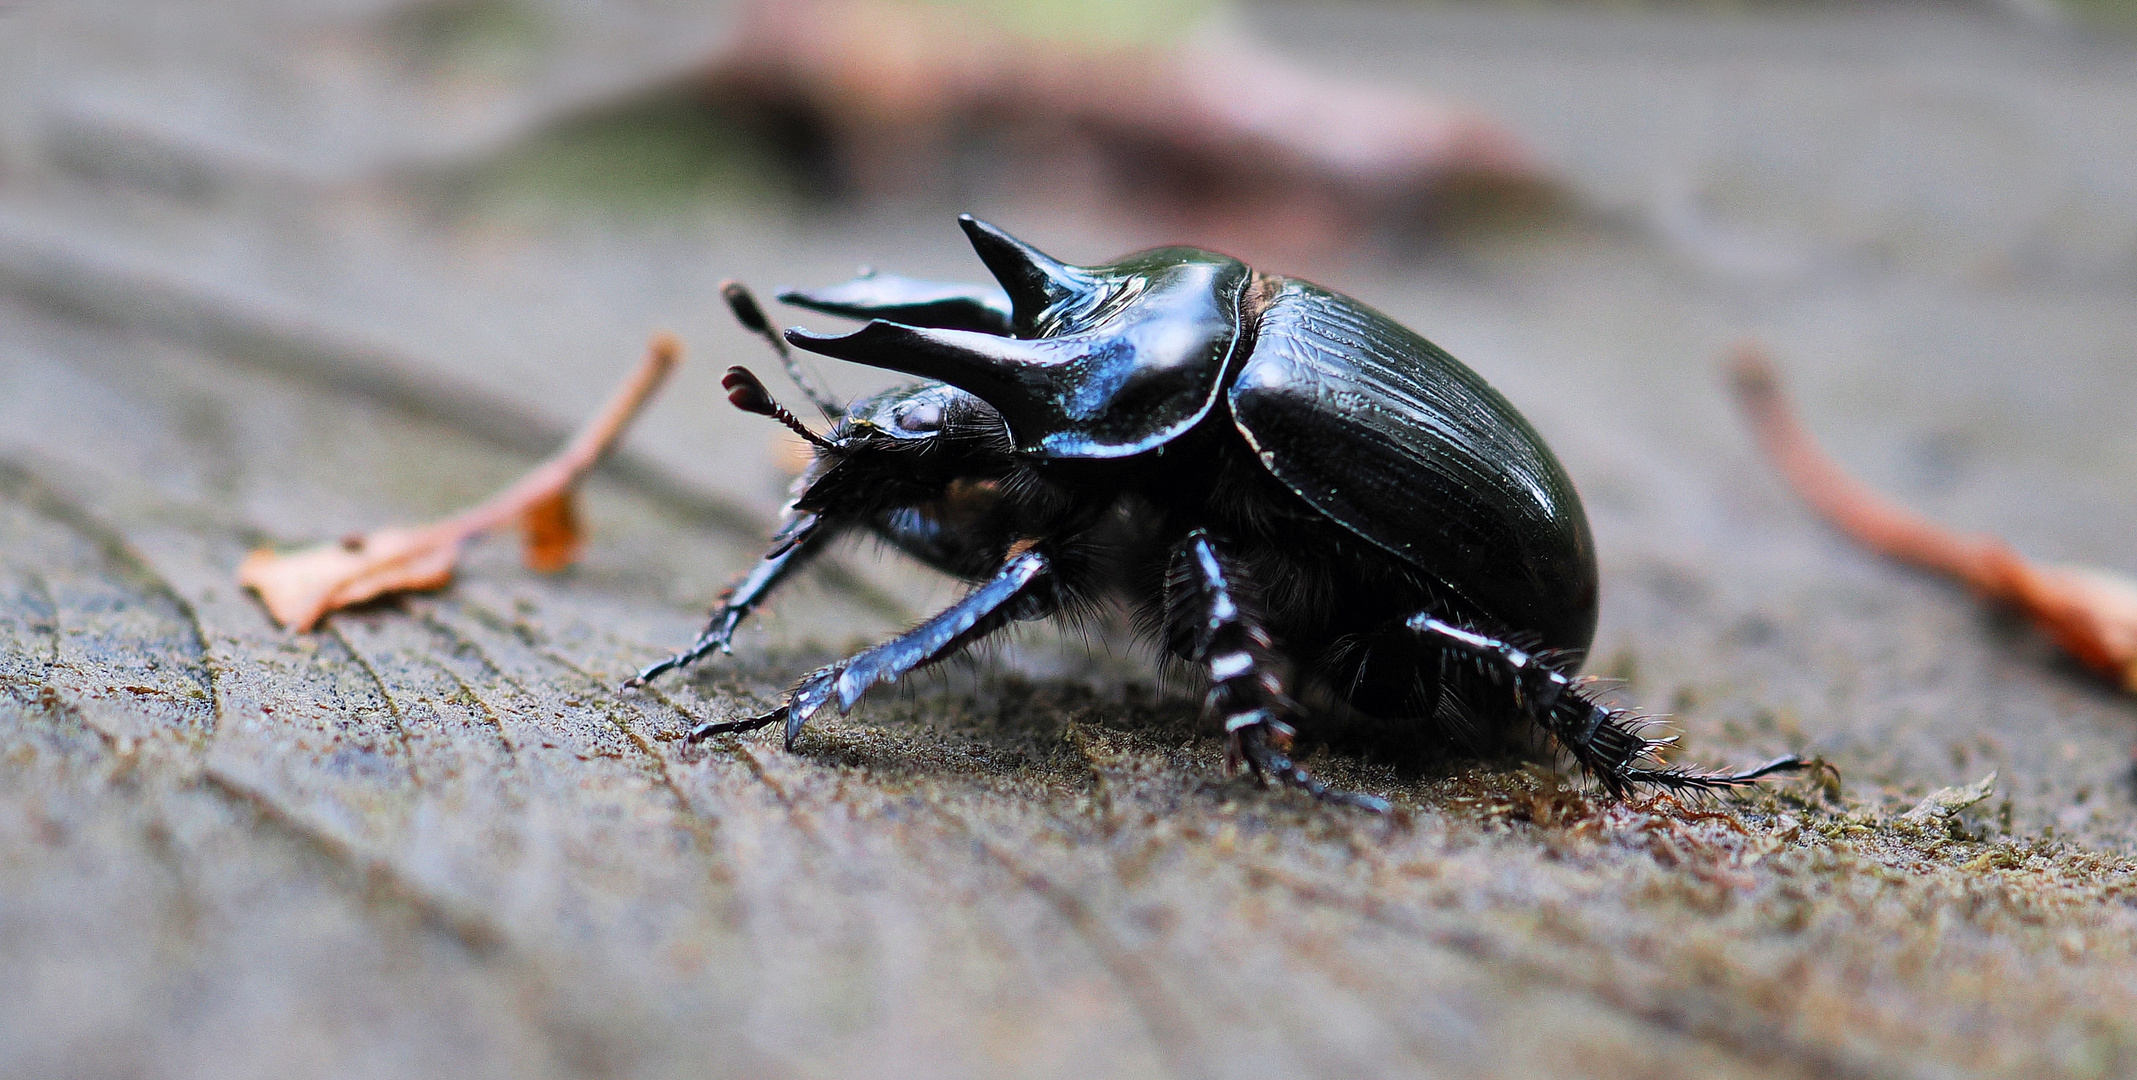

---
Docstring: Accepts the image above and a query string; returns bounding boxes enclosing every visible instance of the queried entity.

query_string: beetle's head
[828,381,987,447]
[723,368,1014,514]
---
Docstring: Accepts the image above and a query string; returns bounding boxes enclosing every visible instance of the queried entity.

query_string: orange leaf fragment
[240,334,681,631]
[1731,343,2137,693]
[520,489,583,573]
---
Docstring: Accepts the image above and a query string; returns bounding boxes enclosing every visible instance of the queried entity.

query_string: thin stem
[1729,345,2011,592]
[241,334,683,631]
[1730,342,2137,693]
[449,333,682,541]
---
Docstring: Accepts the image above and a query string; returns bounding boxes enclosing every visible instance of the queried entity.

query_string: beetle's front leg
[1404,614,1803,794]
[627,511,829,688]
[1168,530,1388,812]
[690,547,1056,748]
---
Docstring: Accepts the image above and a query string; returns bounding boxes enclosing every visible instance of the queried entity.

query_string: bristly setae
[628,216,1801,809]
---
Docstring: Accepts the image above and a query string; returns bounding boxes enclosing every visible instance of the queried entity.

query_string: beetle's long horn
[786,320,1063,435]
[958,215,1095,332]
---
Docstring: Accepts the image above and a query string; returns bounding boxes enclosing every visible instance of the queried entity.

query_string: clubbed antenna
[722,280,844,419]
[723,366,835,451]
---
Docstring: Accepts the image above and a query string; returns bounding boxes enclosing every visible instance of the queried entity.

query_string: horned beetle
[630,216,1801,809]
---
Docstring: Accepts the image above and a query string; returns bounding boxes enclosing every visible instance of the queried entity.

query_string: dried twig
[1731,343,2137,692]
[240,334,682,630]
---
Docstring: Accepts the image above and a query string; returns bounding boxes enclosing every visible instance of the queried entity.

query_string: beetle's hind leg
[1403,615,1804,796]
[1169,530,1389,812]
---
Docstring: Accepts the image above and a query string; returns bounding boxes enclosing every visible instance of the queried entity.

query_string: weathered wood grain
[7,288,2137,1079]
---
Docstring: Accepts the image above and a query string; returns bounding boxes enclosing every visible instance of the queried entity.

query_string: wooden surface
[6,3,2137,1078]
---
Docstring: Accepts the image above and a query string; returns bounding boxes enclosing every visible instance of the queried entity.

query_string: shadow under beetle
[630,215,1801,809]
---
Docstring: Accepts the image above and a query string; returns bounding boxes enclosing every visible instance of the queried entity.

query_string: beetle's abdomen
[1227,280,1599,653]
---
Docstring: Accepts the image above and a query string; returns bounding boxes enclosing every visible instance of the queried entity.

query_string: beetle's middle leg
[1168,530,1389,812]
[1403,614,1803,794]
[689,547,1057,748]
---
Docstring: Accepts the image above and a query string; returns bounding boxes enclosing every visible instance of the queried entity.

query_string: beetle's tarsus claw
[1232,725,1389,813]
[686,707,785,743]
[1723,753,1809,783]
[1618,753,1810,793]
[633,618,755,692]
[623,657,679,690]
[630,645,712,690]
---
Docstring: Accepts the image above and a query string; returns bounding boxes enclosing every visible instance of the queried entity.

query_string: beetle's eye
[895,400,943,433]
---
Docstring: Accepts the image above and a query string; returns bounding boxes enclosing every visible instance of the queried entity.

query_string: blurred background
[8,0,2136,509]
[6,3,2137,1077]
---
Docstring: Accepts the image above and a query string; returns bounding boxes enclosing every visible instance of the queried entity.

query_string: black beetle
[631,216,1800,808]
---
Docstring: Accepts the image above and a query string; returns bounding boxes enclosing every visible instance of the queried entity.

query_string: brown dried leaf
[1732,344,2137,693]
[238,526,462,632]
[240,334,681,631]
